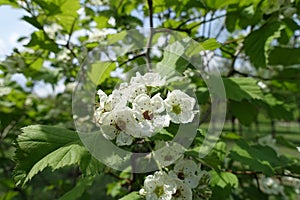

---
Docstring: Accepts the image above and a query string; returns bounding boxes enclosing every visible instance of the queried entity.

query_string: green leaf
[25,30,60,53]
[206,0,239,9]
[210,171,239,188]
[229,100,258,125]
[22,16,43,30]
[0,0,18,7]
[88,61,116,85]
[244,22,284,68]
[119,192,141,200]
[229,140,284,176]
[54,0,80,31]
[59,177,94,200]
[13,125,103,186]
[269,47,300,66]
[223,77,263,101]
[199,38,221,50]
[107,31,128,45]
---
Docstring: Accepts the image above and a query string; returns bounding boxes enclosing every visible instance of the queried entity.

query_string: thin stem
[145,0,154,72]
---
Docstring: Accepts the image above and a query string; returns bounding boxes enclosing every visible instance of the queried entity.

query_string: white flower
[0,87,11,96]
[258,134,277,152]
[260,177,284,195]
[143,171,177,200]
[57,49,71,62]
[87,28,111,42]
[108,16,116,26]
[172,178,193,200]
[130,72,166,87]
[97,89,125,111]
[133,93,170,136]
[297,147,300,152]
[100,108,136,145]
[44,23,62,40]
[170,159,201,189]
[118,82,147,102]
[128,84,147,102]
[164,90,196,124]
[94,89,125,124]
[153,143,185,168]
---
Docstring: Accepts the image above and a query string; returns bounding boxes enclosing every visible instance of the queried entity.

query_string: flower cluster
[139,159,211,200]
[94,72,197,146]
[259,176,284,195]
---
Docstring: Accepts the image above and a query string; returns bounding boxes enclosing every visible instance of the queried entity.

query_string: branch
[119,53,146,67]
[176,13,226,30]
[145,0,154,72]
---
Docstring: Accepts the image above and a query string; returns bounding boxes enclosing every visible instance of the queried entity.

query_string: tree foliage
[1,0,300,199]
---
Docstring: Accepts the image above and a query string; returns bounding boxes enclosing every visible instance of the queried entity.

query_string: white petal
[116,132,133,146]
[133,93,151,111]
[151,93,165,113]
[179,111,194,123]
[100,124,117,140]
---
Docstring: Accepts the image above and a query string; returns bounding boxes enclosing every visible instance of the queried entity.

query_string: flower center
[172,187,182,198]
[171,104,181,115]
[154,185,165,197]
[177,172,185,180]
[143,110,154,120]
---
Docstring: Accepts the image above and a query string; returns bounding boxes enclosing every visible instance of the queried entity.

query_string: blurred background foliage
[1,0,300,199]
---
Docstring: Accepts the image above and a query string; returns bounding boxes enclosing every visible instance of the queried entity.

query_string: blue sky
[0,6,34,60]
[0,6,64,97]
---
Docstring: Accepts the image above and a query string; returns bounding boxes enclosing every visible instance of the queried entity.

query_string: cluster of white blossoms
[139,159,211,200]
[94,72,197,146]
[259,177,284,195]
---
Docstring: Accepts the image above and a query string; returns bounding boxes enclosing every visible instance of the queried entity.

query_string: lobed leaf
[13,125,103,186]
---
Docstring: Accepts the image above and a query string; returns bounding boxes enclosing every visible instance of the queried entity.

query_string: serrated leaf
[223,77,263,101]
[14,125,103,186]
[244,22,283,68]
[229,140,284,176]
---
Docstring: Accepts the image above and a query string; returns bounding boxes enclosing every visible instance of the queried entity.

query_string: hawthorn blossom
[94,89,124,123]
[170,159,201,189]
[100,108,136,145]
[133,93,170,136]
[130,72,166,87]
[141,171,177,200]
[164,90,196,124]
[172,178,193,200]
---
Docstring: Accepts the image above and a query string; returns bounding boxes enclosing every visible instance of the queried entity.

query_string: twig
[119,53,146,67]
[145,0,154,72]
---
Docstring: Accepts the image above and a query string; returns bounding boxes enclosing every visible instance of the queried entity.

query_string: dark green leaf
[244,22,283,68]
[14,125,103,186]
[269,47,300,66]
